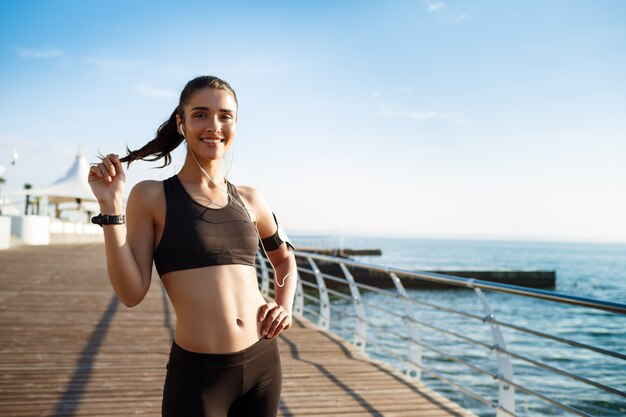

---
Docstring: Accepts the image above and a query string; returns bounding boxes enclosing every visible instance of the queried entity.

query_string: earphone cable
[185,142,292,288]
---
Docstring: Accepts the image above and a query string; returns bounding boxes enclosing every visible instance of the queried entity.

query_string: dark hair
[120,75,238,167]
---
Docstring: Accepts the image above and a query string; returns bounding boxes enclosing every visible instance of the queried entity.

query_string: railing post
[390,272,422,381]
[257,251,270,298]
[471,284,516,416]
[339,263,367,353]
[308,258,330,330]
[293,264,304,317]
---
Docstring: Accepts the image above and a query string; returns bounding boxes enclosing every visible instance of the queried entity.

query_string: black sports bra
[153,176,258,277]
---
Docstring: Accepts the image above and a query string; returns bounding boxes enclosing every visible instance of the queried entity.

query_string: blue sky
[1,0,625,242]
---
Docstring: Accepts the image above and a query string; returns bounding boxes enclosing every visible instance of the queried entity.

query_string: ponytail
[120,108,184,168]
[119,75,237,168]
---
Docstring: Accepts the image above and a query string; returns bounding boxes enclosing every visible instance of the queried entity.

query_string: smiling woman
[87,75,297,417]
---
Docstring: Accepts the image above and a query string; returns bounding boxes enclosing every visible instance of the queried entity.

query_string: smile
[202,138,224,144]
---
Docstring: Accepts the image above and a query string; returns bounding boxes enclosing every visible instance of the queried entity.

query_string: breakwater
[295,247,556,289]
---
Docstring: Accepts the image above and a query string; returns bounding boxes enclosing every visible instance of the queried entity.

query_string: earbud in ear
[180,125,185,137]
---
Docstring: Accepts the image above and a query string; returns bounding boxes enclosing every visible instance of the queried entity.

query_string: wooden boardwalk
[0,243,477,417]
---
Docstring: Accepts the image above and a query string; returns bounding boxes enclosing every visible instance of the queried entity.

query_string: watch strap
[91,213,125,227]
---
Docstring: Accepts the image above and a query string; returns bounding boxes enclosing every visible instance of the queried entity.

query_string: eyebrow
[190,106,235,113]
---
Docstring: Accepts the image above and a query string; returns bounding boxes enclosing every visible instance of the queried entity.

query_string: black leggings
[162,337,282,417]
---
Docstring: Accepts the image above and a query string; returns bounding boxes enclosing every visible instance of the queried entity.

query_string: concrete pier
[298,257,556,289]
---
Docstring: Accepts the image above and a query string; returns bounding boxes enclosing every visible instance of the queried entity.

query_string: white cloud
[382,108,440,120]
[427,2,446,12]
[456,14,470,22]
[378,103,468,122]
[134,83,177,100]
[85,57,137,71]
[17,48,64,59]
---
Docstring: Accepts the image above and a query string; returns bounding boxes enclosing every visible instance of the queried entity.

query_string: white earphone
[180,125,186,138]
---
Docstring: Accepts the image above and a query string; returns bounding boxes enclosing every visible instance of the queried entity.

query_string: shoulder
[127,180,165,212]
[234,184,272,222]
[234,184,272,210]
[234,184,262,203]
[129,180,164,200]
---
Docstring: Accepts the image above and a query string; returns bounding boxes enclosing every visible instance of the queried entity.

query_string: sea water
[291,236,626,417]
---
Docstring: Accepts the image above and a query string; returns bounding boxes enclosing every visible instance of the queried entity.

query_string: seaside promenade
[0,243,477,417]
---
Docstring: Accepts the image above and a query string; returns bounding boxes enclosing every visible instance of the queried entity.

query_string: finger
[261,307,279,335]
[257,305,269,322]
[258,302,277,322]
[267,316,286,338]
[97,163,112,182]
[110,154,124,175]
[283,319,292,332]
[261,309,276,336]
[101,157,116,177]
[88,166,103,180]
[262,307,284,336]
[268,315,290,338]
[93,164,109,179]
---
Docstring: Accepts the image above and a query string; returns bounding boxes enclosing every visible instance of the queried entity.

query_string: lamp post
[0,176,5,215]
[24,183,32,215]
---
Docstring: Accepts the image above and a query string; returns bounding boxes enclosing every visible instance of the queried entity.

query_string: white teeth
[203,139,222,143]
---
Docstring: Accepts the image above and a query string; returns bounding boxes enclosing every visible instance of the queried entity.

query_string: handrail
[295,251,626,315]
[300,263,626,360]
[301,280,626,402]
[256,250,625,417]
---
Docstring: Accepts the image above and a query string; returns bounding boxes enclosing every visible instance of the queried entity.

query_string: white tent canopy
[27,148,97,204]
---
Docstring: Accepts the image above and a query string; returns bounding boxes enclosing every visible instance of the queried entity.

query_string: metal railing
[256,250,626,417]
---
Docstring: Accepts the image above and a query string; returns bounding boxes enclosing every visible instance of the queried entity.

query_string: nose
[205,115,221,133]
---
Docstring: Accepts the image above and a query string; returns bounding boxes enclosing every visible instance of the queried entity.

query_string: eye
[193,113,207,119]
[221,114,234,121]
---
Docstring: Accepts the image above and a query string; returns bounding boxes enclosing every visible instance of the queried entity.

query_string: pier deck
[0,243,476,417]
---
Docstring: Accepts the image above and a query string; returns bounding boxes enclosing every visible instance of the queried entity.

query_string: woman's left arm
[238,185,297,338]
[259,243,298,338]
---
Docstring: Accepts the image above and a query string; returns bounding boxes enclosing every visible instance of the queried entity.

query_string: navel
[236,318,244,327]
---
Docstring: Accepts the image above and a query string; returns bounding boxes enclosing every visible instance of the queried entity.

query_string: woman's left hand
[258,301,292,338]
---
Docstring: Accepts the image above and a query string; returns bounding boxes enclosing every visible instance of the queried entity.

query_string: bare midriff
[161,264,267,354]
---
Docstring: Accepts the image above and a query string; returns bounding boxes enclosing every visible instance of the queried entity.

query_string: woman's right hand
[88,153,126,207]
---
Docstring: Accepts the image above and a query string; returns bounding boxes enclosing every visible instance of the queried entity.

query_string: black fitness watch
[91,213,126,227]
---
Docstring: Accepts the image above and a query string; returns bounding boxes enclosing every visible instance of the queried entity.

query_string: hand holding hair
[87,153,126,209]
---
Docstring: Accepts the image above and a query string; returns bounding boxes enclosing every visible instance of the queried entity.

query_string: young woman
[88,76,297,417]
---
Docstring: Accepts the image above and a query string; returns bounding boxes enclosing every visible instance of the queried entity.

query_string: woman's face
[178,87,238,162]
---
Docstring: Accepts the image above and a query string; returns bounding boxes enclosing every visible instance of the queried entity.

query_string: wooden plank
[0,243,477,417]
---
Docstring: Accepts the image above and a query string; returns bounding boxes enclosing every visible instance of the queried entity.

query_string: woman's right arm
[89,154,156,307]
